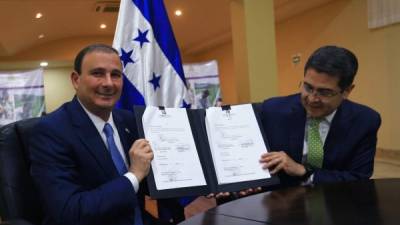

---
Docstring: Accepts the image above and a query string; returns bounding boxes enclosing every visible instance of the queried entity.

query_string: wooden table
[179,179,400,225]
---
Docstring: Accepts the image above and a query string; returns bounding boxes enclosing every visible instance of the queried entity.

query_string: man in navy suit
[30,44,159,225]
[260,46,381,187]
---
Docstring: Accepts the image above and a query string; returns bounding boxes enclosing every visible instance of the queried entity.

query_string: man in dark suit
[30,44,158,225]
[260,45,381,186]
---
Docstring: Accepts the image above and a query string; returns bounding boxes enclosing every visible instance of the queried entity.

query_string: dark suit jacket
[261,94,381,186]
[30,97,144,225]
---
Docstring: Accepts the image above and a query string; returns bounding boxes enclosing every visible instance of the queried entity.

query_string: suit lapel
[67,97,118,178]
[113,111,133,165]
[288,96,307,163]
[324,101,353,165]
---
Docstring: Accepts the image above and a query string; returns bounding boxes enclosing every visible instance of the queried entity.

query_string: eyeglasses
[301,82,342,98]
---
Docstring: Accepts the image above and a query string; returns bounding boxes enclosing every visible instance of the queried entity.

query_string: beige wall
[228,0,278,104]
[43,67,74,112]
[274,0,400,150]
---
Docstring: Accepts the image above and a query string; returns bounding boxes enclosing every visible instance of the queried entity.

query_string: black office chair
[0,118,42,225]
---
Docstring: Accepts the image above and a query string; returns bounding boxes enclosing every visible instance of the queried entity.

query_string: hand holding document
[135,104,278,199]
[142,106,206,190]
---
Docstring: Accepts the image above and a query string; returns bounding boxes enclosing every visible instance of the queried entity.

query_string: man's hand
[238,187,263,197]
[206,187,263,199]
[260,151,305,177]
[128,139,153,182]
[206,192,231,199]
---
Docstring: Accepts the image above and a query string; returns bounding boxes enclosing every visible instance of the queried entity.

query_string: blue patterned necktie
[307,118,324,168]
[103,123,143,225]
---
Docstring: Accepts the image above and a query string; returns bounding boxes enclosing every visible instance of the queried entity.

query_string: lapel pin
[125,128,130,133]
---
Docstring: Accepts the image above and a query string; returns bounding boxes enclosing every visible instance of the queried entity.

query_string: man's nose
[307,91,322,102]
[102,74,113,86]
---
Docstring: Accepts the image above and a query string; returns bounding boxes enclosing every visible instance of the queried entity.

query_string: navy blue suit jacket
[30,97,143,225]
[261,94,381,186]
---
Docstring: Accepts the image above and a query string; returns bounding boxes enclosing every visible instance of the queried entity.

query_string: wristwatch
[301,163,315,181]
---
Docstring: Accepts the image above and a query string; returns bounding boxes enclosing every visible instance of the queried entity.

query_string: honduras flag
[113,0,194,222]
[113,0,191,109]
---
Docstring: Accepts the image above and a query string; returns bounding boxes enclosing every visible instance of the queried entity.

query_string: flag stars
[134,29,150,48]
[149,73,161,91]
[120,48,135,68]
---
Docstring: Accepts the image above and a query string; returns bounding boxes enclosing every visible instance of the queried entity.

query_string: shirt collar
[77,98,115,133]
[307,110,336,124]
[324,110,336,124]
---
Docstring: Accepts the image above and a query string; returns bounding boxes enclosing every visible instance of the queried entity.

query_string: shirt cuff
[124,172,139,193]
[301,174,314,186]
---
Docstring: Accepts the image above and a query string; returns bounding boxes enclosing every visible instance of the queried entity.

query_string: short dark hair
[304,45,358,90]
[74,44,120,74]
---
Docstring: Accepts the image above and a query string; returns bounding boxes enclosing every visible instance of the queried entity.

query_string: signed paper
[142,106,207,190]
[205,104,270,184]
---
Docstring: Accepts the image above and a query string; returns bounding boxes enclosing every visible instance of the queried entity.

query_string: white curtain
[368,0,400,29]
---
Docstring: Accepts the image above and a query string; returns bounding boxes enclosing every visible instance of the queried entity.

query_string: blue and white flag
[113,0,190,109]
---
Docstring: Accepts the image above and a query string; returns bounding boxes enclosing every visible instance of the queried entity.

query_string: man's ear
[342,84,355,99]
[71,71,80,91]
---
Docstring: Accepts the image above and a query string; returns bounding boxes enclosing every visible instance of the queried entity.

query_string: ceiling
[0,0,334,60]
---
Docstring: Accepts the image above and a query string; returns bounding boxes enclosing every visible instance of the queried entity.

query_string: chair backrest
[0,118,43,224]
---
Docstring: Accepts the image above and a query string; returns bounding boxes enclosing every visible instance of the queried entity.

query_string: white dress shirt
[79,101,139,192]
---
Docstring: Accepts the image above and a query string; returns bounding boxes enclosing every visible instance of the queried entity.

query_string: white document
[142,106,207,190]
[205,104,270,184]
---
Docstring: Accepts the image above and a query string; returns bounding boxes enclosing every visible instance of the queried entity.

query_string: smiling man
[260,45,381,187]
[29,44,165,225]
